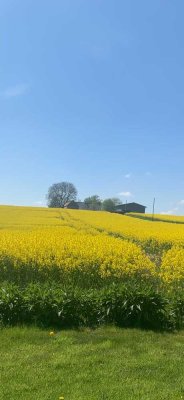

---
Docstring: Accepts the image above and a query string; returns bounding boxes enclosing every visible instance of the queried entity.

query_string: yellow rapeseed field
[65,209,184,244]
[130,212,184,224]
[0,205,184,283]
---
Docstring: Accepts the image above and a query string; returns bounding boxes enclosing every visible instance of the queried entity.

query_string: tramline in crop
[0,206,184,284]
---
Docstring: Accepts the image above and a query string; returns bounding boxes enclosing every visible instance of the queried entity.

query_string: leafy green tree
[84,195,102,210]
[111,198,121,206]
[47,182,77,208]
[102,198,121,212]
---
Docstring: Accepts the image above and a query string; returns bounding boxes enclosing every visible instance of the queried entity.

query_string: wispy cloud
[1,83,29,98]
[178,200,184,205]
[124,173,131,179]
[118,191,133,197]
[160,207,178,215]
[145,171,152,176]
[33,201,46,207]
[160,210,174,215]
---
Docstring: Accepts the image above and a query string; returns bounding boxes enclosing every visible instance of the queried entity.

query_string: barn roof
[123,202,146,207]
[115,202,146,208]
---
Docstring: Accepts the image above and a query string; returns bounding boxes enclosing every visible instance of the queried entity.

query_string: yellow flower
[59,397,64,400]
[2,206,184,285]
[49,331,55,336]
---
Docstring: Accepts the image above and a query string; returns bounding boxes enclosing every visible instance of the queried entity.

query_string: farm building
[64,201,101,211]
[64,201,88,210]
[114,202,146,214]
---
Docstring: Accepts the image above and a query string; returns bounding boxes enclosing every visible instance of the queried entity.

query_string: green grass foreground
[1,327,184,400]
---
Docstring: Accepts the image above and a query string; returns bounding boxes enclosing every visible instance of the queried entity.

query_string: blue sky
[1,0,184,214]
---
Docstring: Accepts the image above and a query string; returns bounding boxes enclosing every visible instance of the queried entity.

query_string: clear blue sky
[1,0,184,214]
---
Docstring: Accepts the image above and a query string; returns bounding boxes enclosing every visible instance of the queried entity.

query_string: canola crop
[0,228,155,281]
[0,206,184,284]
[129,212,184,224]
[160,246,184,283]
[65,209,184,245]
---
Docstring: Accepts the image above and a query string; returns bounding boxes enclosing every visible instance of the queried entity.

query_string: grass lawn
[1,326,184,400]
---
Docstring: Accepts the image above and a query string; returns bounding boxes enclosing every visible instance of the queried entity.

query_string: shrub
[0,281,182,330]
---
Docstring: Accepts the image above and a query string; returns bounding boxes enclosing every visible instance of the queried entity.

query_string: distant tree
[47,182,77,208]
[102,198,121,212]
[111,198,121,206]
[84,195,102,210]
[102,199,115,212]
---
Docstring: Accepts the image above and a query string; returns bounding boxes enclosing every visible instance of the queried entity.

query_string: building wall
[115,203,146,214]
[65,202,102,211]
[127,205,145,213]
[77,202,88,210]
[64,201,79,209]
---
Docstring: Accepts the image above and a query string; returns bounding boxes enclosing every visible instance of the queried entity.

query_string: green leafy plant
[0,281,183,330]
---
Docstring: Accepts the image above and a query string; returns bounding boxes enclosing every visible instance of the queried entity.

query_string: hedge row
[0,281,184,330]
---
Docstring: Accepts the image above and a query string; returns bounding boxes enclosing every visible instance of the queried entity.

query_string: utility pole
[152,197,155,221]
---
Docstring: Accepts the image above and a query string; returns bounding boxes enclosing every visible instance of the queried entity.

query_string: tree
[84,195,102,210]
[47,182,77,208]
[102,198,121,212]
[111,198,121,206]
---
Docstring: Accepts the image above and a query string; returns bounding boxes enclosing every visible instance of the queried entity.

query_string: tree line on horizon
[46,181,121,212]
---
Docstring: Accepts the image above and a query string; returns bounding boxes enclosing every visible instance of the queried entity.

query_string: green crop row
[0,280,184,331]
